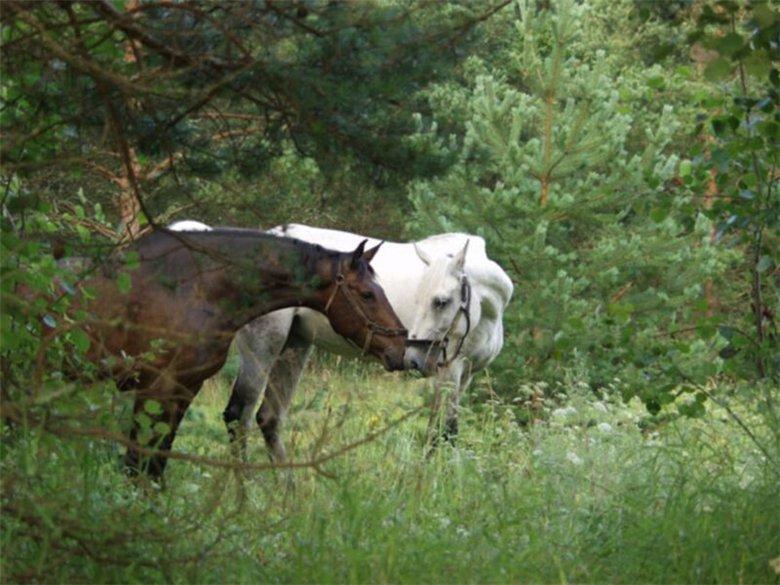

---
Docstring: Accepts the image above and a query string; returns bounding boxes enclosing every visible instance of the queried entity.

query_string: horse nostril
[411,359,419,370]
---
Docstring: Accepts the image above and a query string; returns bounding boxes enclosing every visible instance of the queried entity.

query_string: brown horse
[68,227,407,478]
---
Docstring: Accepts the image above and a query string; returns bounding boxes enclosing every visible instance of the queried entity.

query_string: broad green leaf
[650,206,669,223]
[137,429,153,446]
[752,4,777,28]
[679,399,706,418]
[144,400,163,415]
[715,32,743,57]
[75,224,90,242]
[135,412,152,429]
[744,50,771,78]
[70,329,91,354]
[124,251,140,270]
[153,422,171,435]
[704,57,732,81]
[117,272,132,294]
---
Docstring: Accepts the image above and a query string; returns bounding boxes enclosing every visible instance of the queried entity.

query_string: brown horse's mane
[152,227,375,281]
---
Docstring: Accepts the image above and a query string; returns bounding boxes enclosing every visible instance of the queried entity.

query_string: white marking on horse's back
[274,224,386,249]
[168,220,213,232]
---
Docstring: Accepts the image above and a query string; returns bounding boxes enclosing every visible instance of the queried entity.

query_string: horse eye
[361,291,375,301]
[433,297,450,309]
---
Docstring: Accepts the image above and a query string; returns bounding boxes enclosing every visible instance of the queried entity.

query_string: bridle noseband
[325,273,408,355]
[405,274,472,367]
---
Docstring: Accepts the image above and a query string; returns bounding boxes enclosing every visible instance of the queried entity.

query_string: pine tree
[408,0,734,410]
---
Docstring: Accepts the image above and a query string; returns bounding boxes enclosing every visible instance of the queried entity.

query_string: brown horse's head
[318,240,407,371]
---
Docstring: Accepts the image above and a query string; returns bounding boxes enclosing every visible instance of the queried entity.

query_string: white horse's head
[404,240,471,375]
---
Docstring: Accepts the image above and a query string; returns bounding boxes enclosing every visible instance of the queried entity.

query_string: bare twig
[0,401,424,474]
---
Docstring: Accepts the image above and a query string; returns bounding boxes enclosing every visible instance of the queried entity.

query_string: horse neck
[186,232,335,323]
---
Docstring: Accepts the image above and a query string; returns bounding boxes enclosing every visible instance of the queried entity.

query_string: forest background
[1,1,778,583]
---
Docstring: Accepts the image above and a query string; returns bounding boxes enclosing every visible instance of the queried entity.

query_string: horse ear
[453,239,469,271]
[413,243,432,266]
[350,239,368,269]
[362,241,383,265]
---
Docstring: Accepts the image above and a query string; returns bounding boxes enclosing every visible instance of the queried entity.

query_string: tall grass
[2,359,778,583]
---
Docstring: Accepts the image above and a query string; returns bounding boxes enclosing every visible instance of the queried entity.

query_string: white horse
[169,221,513,460]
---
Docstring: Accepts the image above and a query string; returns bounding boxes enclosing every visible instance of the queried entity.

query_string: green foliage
[408,0,737,411]
[1,369,777,583]
[1,3,779,581]
[1,1,490,236]
[688,0,779,380]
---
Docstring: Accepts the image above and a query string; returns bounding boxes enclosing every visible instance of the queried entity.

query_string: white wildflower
[566,451,584,466]
[552,406,577,419]
[593,401,608,413]
[597,422,613,433]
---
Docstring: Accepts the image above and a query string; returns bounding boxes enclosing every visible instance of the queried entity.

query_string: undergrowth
[1,359,778,584]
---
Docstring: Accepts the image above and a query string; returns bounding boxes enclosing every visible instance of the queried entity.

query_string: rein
[405,274,472,367]
[325,273,408,355]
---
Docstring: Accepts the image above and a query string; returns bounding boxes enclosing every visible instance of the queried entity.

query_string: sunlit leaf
[70,329,91,354]
[145,400,163,416]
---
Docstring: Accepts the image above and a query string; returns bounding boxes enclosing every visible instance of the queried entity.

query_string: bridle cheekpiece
[405,273,472,367]
[325,272,408,355]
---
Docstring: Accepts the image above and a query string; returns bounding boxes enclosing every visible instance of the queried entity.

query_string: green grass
[2,360,779,584]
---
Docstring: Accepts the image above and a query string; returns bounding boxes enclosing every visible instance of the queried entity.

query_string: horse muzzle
[381,348,406,372]
[403,343,441,376]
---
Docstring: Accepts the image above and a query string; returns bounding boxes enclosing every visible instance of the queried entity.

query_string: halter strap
[405,273,472,367]
[325,273,408,355]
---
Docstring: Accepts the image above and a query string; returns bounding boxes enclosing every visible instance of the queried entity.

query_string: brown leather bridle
[405,274,472,368]
[325,273,408,355]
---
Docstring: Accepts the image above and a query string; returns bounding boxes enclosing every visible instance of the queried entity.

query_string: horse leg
[223,350,264,460]
[125,379,202,480]
[443,366,472,443]
[256,334,312,464]
[427,359,467,449]
[222,312,294,457]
